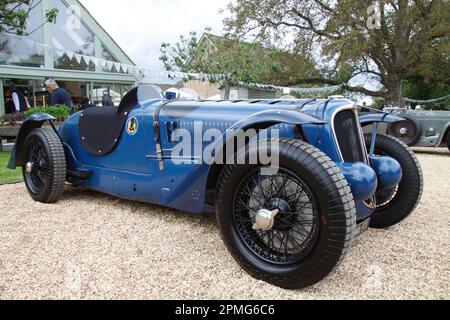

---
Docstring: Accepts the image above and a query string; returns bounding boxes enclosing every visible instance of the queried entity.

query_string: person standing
[101,90,114,107]
[79,96,93,111]
[44,79,73,109]
[10,84,28,113]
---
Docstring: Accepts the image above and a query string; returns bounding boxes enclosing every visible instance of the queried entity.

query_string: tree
[402,34,450,110]
[160,30,319,98]
[0,0,58,35]
[224,0,450,106]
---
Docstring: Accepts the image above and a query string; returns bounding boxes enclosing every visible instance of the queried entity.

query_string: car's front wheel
[22,128,66,203]
[216,139,356,289]
[365,134,423,228]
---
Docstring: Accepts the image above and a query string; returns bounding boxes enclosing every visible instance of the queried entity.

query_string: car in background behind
[383,108,450,151]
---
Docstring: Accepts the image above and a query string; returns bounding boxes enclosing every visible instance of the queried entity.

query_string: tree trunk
[385,77,404,108]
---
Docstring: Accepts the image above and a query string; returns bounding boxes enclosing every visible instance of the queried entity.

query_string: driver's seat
[79,87,138,156]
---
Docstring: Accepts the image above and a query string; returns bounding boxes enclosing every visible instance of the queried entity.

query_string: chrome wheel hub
[399,127,408,136]
[252,209,279,231]
[25,162,33,173]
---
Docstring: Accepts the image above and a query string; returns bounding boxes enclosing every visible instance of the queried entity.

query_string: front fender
[202,109,326,202]
[370,156,403,189]
[7,113,57,169]
[212,109,325,161]
[359,112,404,127]
[437,122,450,146]
[335,162,378,201]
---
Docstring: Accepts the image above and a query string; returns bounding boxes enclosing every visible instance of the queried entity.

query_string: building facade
[0,0,139,116]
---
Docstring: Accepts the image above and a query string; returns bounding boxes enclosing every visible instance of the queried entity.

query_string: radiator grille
[334,110,366,163]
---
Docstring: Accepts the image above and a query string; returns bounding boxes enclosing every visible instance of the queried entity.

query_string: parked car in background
[383,108,450,151]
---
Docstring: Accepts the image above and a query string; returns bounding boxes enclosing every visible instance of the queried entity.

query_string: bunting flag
[239,82,343,95]
[66,50,74,60]
[404,94,450,104]
[3,34,352,94]
[3,34,229,79]
[74,53,83,64]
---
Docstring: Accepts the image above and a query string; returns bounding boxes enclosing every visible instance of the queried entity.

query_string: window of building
[0,1,45,68]
[52,0,95,71]
[101,45,119,73]
[101,45,129,74]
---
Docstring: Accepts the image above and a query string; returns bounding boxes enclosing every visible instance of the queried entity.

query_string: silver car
[383,109,450,150]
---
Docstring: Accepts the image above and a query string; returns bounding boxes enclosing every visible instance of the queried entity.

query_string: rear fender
[360,113,406,156]
[8,113,58,169]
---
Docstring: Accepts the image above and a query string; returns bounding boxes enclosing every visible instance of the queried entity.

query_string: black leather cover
[79,87,138,156]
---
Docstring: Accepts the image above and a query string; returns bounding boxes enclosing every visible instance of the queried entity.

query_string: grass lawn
[0,152,23,185]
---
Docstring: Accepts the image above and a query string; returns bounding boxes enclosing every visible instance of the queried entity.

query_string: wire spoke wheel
[25,141,49,194]
[375,186,399,209]
[22,128,66,204]
[217,139,356,289]
[233,168,320,265]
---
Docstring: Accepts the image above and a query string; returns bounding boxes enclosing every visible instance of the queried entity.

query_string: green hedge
[25,105,69,121]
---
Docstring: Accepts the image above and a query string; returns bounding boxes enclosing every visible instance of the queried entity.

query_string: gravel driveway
[0,150,449,300]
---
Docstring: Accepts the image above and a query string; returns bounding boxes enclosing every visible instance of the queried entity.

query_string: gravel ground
[0,150,449,300]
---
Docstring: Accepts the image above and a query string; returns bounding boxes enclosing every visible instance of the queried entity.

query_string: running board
[67,169,91,185]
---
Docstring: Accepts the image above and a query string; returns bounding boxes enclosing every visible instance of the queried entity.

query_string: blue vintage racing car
[8,85,423,289]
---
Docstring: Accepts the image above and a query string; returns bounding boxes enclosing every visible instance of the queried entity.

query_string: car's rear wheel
[365,134,423,228]
[22,128,66,203]
[387,115,422,146]
[216,139,356,289]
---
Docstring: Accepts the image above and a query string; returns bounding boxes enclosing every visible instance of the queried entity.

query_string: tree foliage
[160,29,319,97]
[403,33,450,109]
[224,0,450,106]
[0,0,58,35]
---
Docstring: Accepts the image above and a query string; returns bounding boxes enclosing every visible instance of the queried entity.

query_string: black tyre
[365,134,423,228]
[216,139,356,289]
[386,115,422,146]
[22,128,66,203]
[446,131,450,152]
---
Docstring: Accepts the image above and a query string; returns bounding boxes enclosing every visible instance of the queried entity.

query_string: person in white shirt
[9,85,28,113]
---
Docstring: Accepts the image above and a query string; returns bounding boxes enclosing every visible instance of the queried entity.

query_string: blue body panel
[56,97,402,220]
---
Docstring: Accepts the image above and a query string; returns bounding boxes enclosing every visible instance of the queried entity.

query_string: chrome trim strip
[330,103,359,162]
[353,108,376,208]
[353,108,371,165]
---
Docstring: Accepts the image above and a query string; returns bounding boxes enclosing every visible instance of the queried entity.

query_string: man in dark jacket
[101,90,114,107]
[44,79,73,108]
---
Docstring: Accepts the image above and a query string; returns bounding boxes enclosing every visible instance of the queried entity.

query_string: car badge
[126,116,138,136]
